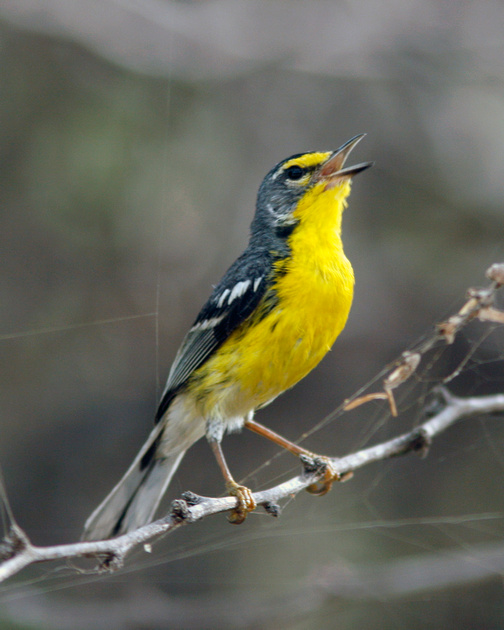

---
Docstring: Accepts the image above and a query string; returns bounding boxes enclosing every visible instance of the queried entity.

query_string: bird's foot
[300,454,353,495]
[226,481,256,524]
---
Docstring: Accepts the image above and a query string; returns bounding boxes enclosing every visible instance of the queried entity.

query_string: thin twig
[344,262,504,415]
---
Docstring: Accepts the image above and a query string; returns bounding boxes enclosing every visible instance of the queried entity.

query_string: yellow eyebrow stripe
[281,152,331,171]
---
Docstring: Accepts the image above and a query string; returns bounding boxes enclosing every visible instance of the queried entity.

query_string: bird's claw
[226,482,256,524]
[300,454,350,495]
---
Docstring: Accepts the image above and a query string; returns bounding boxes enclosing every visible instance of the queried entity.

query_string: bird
[82,135,372,540]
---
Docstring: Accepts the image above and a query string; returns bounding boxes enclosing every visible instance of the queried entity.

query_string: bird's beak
[317,134,373,190]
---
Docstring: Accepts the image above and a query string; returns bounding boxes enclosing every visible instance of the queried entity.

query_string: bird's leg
[244,417,341,494]
[208,439,256,524]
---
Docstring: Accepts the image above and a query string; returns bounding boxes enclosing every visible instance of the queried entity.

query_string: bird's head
[252,135,372,241]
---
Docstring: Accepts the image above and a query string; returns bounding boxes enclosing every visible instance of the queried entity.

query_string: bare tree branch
[1,388,503,584]
[0,263,503,584]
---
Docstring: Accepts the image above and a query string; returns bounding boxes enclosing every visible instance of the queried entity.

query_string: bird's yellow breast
[194,179,354,419]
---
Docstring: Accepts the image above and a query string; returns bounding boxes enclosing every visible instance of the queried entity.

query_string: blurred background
[1,0,504,628]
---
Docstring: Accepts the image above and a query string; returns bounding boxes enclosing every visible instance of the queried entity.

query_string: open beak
[317,134,373,190]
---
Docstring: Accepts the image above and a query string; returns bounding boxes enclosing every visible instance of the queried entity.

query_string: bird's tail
[82,423,185,541]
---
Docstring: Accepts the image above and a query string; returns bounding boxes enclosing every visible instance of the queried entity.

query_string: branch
[1,389,503,584]
[1,262,503,583]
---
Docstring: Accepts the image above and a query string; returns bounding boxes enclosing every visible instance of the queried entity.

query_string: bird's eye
[285,165,305,181]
